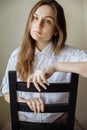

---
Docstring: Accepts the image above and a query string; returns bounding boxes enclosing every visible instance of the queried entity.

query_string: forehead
[34,5,55,18]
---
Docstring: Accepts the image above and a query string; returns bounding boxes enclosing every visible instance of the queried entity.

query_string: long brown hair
[16,0,67,81]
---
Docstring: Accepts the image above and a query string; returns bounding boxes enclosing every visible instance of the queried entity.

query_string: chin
[31,35,41,41]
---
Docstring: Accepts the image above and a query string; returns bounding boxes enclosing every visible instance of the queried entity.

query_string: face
[30,5,56,49]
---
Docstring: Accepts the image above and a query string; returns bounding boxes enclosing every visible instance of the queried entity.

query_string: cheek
[46,27,55,37]
[30,24,34,35]
[43,31,54,41]
[47,25,56,33]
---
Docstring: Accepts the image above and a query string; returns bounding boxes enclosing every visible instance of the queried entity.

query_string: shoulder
[61,45,80,55]
[57,44,87,62]
[10,46,21,59]
[61,44,86,56]
[7,46,21,65]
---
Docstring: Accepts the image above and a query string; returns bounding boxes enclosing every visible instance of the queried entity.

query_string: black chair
[8,71,79,130]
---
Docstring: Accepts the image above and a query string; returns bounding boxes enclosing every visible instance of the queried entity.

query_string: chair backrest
[8,71,79,130]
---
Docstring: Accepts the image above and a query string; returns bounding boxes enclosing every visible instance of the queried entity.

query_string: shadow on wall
[0,97,10,129]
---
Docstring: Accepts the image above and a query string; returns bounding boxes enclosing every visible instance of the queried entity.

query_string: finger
[34,98,40,113]
[27,75,33,88]
[33,76,41,92]
[39,98,44,112]
[31,99,37,113]
[39,82,47,90]
[43,80,50,86]
[40,74,50,86]
[25,99,33,111]
[37,76,47,90]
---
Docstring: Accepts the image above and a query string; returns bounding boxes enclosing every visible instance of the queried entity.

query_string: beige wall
[0,0,87,129]
[83,0,87,48]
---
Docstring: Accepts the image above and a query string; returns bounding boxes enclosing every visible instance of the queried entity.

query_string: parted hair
[16,0,67,81]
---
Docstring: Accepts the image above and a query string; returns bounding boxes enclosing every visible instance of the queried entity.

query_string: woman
[1,0,87,129]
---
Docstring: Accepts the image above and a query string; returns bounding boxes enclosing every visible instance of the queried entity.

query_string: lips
[33,30,42,34]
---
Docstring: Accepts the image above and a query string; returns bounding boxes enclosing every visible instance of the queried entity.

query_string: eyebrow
[34,13,55,21]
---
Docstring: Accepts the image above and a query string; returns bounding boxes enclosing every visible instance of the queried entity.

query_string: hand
[27,66,56,91]
[25,98,44,113]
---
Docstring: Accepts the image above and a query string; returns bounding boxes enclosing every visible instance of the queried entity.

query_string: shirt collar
[35,41,54,58]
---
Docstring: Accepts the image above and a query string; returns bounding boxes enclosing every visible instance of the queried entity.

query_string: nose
[37,19,43,28]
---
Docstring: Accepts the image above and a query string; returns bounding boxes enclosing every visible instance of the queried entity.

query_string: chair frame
[8,71,79,130]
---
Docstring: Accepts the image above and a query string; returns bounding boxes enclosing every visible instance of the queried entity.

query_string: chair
[8,71,79,130]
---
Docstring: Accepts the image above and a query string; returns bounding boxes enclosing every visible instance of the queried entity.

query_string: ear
[54,32,58,36]
[54,27,59,36]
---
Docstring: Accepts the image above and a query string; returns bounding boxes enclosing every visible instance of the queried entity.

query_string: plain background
[0,0,87,129]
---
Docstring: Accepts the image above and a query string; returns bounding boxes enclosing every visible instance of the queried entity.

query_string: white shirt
[1,42,87,122]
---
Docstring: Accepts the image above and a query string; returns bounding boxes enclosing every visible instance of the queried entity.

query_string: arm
[3,92,44,113]
[3,92,25,103]
[53,62,87,78]
[3,93,10,103]
[27,62,87,91]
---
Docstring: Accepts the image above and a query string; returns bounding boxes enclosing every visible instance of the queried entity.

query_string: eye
[44,19,51,24]
[33,16,39,21]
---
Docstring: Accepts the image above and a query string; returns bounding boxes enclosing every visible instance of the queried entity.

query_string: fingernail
[42,109,44,112]
[47,83,50,86]
[38,89,41,92]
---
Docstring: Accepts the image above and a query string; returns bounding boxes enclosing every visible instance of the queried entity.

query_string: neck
[35,41,50,51]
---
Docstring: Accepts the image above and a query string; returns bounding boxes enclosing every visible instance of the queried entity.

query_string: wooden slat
[17,82,71,92]
[18,102,69,112]
[19,121,68,130]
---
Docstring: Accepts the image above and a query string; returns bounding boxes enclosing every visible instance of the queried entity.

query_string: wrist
[53,62,59,72]
[18,97,26,103]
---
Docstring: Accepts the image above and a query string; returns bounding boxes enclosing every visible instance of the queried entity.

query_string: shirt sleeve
[75,49,87,62]
[67,46,87,62]
[0,49,18,96]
